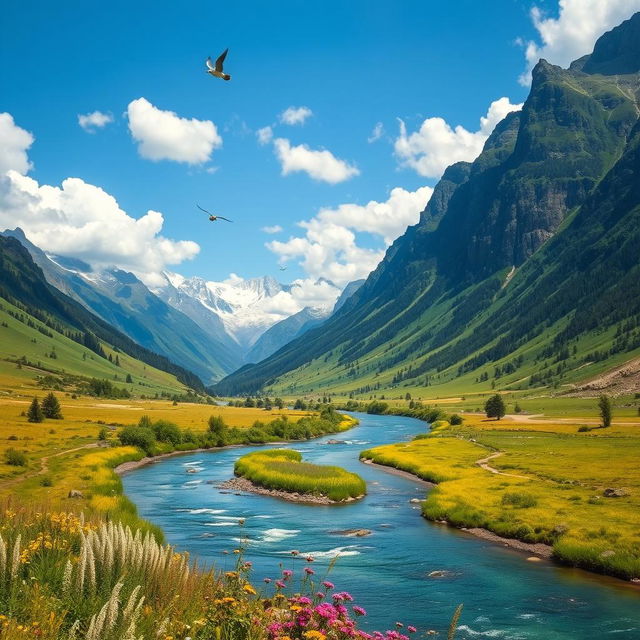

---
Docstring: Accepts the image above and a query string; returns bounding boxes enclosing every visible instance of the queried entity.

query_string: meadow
[234,449,367,502]
[361,413,640,580]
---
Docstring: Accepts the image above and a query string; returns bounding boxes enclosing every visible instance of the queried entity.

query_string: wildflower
[276,580,286,589]
[306,556,314,562]
[291,550,300,556]
[243,584,257,595]
[407,626,417,633]
[353,606,367,616]
[322,581,334,589]
[304,632,326,640]
[304,567,315,575]
[264,578,272,583]
[282,569,293,579]
[315,592,325,599]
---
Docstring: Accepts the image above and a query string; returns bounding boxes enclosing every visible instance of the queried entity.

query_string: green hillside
[214,13,640,399]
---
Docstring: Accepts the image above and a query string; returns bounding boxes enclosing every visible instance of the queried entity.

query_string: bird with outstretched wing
[206,49,231,81]
[197,204,233,222]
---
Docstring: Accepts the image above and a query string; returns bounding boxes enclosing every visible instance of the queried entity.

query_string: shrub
[5,448,27,466]
[449,414,464,425]
[501,492,537,508]
[118,426,156,455]
[152,420,183,446]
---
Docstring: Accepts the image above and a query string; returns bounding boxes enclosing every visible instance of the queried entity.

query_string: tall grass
[0,503,433,639]
[235,449,366,501]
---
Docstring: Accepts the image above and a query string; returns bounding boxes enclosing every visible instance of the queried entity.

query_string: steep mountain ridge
[214,13,640,397]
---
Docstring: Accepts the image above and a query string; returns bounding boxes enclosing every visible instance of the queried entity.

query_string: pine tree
[41,392,63,419]
[126,374,133,383]
[27,397,44,423]
[484,394,506,420]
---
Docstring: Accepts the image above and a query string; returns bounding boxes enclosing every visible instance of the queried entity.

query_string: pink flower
[276,580,286,589]
[282,569,293,579]
[322,580,334,589]
[263,578,272,583]
[407,626,417,633]
[353,606,367,616]
[304,567,315,575]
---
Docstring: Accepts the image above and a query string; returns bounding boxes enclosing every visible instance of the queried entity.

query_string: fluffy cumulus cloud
[261,224,283,234]
[266,185,432,296]
[0,112,199,285]
[273,138,360,184]
[127,98,222,164]
[279,106,313,126]
[78,110,114,133]
[519,0,640,84]
[394,97,523,178]
[0,113,34,176]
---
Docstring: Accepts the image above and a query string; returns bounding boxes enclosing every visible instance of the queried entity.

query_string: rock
[68,490,83,498]
[330,529,373,537]
[409,498,422,504]
[600,550,615,558]
[526,556,542,562]
[186,468,198,474]
[326,439,346,445]
[603,487,627,497]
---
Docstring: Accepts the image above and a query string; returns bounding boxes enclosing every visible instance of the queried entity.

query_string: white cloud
[394,97,523,179]
[368,122,384,143]
[0,113,34,176]
[127,97,222,164]
[519,0,640,85]
[78,110,114,133]
[0,112,199,285]
[273,138,360,184]
[256,125,274,145]
[279,106,313,126]
[266,186,432,289]
[262,225,283,234]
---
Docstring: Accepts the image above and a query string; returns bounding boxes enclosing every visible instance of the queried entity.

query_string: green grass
[234,449,366,502]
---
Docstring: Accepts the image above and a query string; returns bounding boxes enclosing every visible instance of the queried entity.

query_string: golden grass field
[362,413,640,579]
[0,387,310,532]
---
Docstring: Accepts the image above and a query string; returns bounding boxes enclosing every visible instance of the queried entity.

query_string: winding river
[122,412,640,639]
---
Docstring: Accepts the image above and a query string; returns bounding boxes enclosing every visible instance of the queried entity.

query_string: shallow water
[122,412,640,638]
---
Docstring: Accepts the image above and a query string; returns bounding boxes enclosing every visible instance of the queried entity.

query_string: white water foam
[212,515,247,521]
[183,461,204,467]
[261,528,301,543]
[204,522,237,527]
[277,545,364,558]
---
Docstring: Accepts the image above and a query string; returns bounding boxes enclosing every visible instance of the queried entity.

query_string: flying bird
[197,204,232,223]
[206,49,231,81]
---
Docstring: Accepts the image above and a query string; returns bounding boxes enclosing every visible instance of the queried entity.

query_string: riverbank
[360,417,640,583]
[217,475,363,504]
[361,457,553,558]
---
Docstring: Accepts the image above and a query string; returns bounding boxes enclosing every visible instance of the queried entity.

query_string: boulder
[68,489,83,498]
[603,487,627,497]
[409,498,422,504]
[330,529,372,537]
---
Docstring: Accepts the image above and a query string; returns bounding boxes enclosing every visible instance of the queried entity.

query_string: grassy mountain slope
[214,14,640,398]
[0,235,203,391]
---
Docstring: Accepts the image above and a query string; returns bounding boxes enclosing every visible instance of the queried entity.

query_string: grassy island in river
[234,448,367,502]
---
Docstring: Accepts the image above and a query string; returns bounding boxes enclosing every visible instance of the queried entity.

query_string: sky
[1,0,640,314]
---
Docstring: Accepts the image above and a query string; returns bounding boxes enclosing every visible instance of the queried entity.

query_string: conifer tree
[41,392,63,419]
[27,397,44,423]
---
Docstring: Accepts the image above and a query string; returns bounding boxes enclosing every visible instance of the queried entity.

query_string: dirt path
[0,443,99,489]
[475,451,531,480]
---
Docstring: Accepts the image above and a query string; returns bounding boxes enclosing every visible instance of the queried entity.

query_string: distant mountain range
[214,13,640,397]
[1,229,365,384]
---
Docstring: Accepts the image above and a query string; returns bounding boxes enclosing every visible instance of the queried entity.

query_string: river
[122,412,640,639]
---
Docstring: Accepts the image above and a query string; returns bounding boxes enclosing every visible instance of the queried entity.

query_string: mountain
[245,280,365,364]
[1,229,239,384]
[245,306,331,364]
[214,14,640,397]
[0,235,204,391]
[155,273,295,350]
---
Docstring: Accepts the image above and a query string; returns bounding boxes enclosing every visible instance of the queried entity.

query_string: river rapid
[122,412,640,639]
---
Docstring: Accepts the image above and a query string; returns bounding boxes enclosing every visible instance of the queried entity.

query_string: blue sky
[2,0,639,309]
